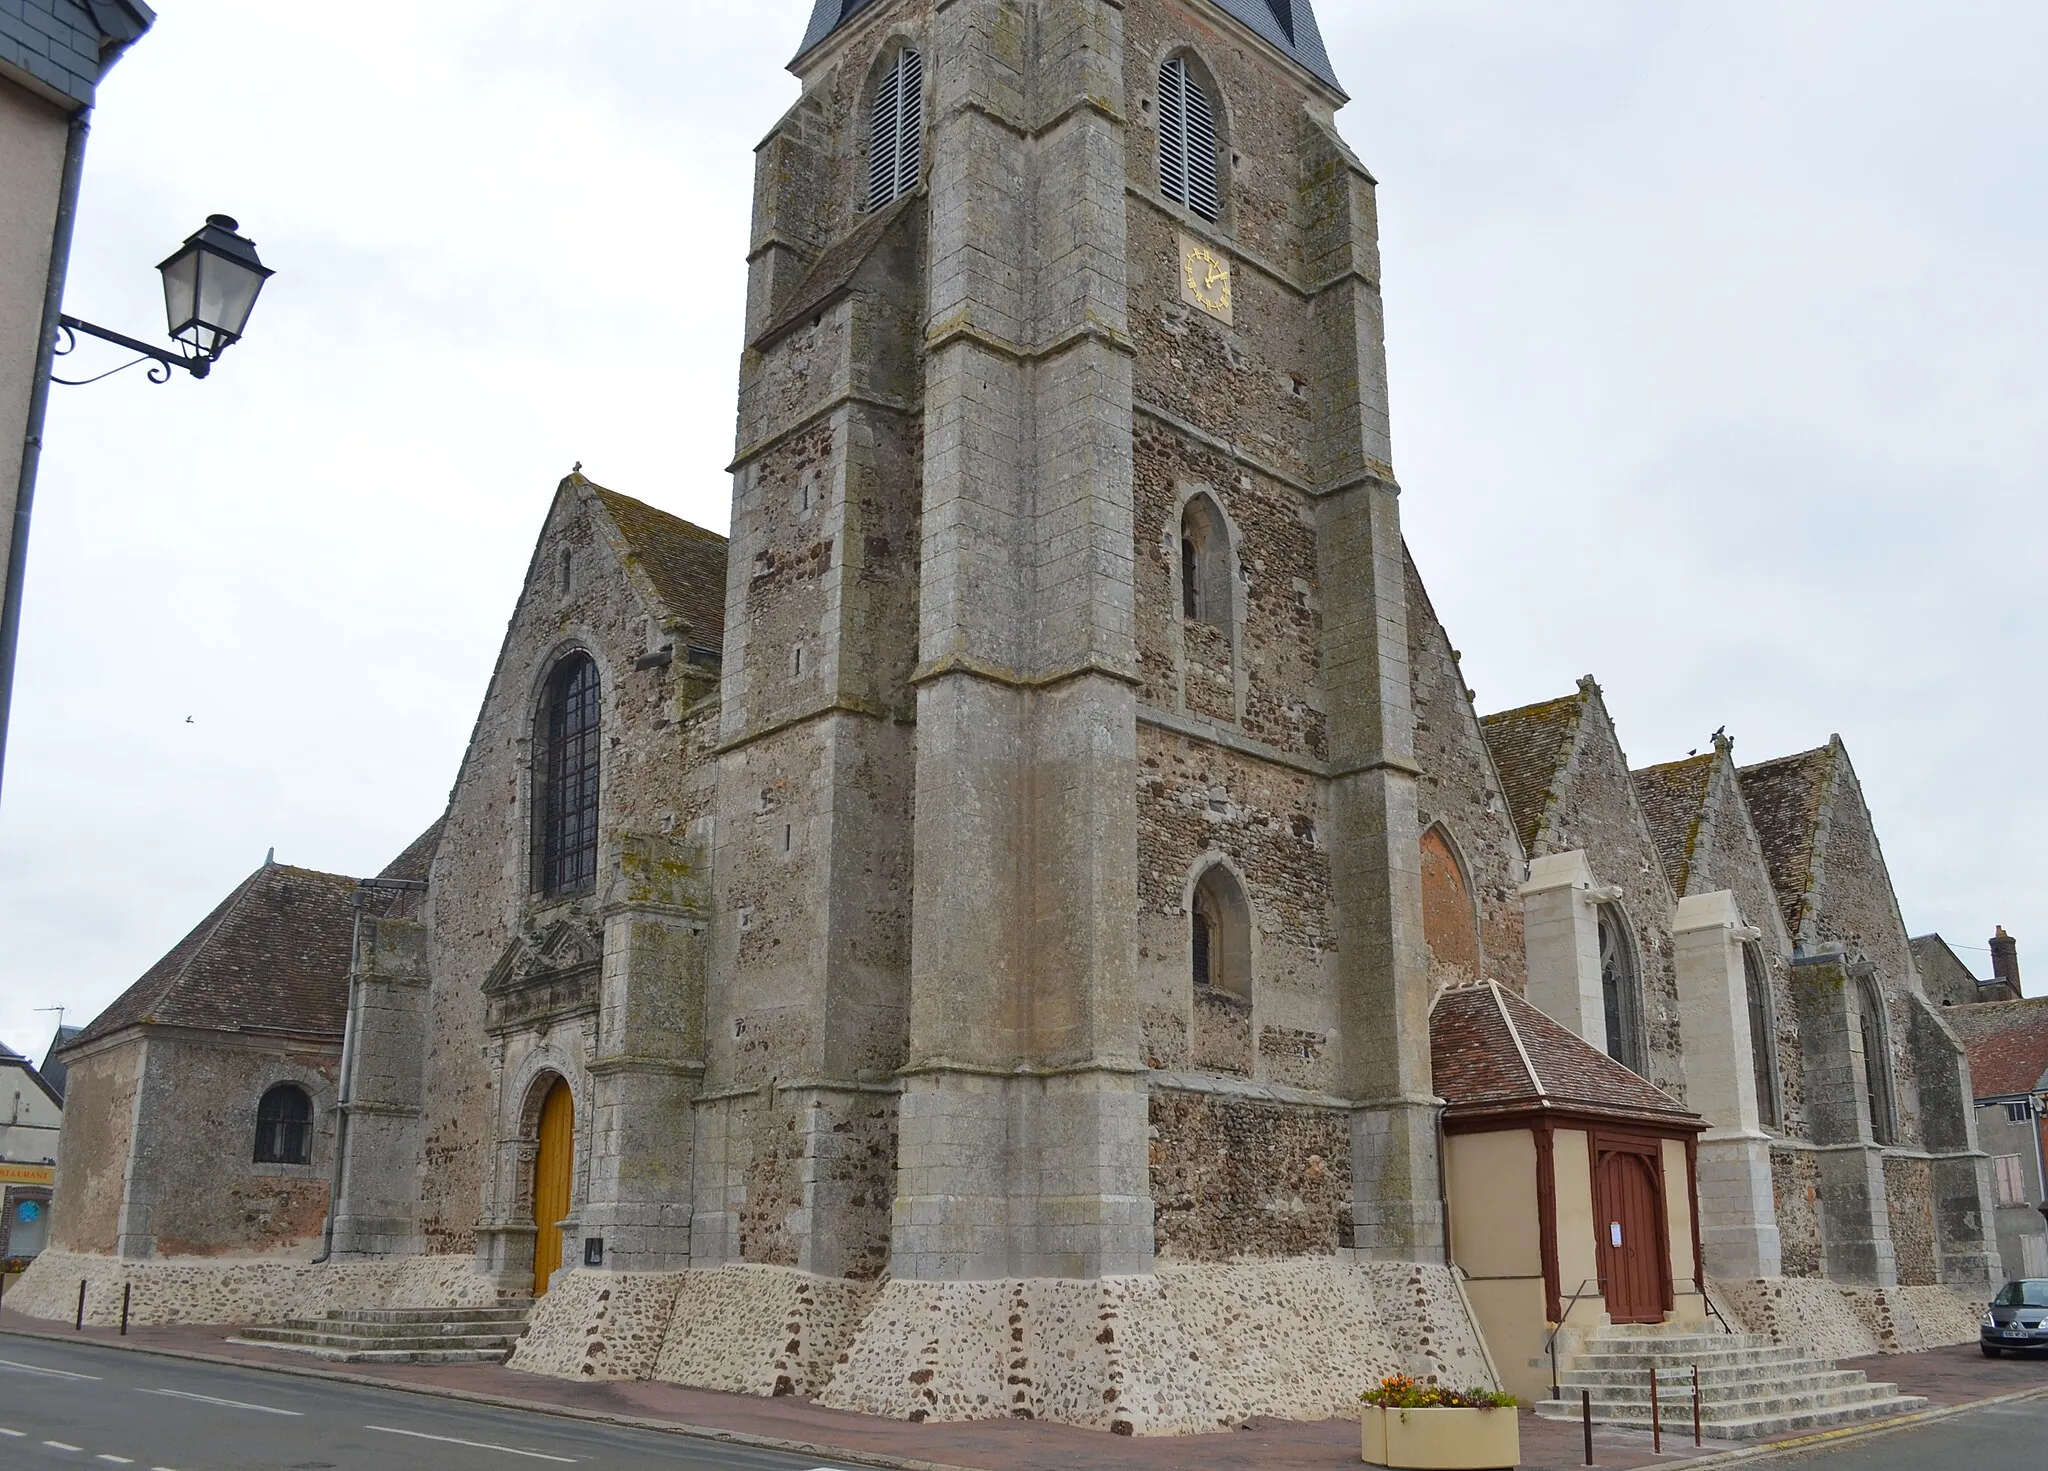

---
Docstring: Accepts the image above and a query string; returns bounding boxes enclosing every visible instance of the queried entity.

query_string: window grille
[255,1085,313,1165]
[1192,905,1214,987]
[539,654,602,895]
[867,47,924,211]
[1995,1153,2028,1207]
[2005,1100,2035,1124]
[1158,56,1222,221]
[1743,944,1779,1128]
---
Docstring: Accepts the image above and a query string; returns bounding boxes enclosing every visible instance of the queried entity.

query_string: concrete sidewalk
[2,1301,2041,1471]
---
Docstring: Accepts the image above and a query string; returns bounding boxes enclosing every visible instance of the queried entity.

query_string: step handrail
[1544,1278,1598,1400]
[1694,1276,1734,1336]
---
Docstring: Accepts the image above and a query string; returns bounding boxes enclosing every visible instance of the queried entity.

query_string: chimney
[1990,926,2021,992]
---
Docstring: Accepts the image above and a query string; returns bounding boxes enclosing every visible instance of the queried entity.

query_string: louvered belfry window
[1158,56,1222,221]
[539,653,602,895]
[867,46,925,211]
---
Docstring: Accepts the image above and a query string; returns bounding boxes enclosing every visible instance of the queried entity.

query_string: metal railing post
[1649,1367,1662,1454]
[1582,1388,1594,1466]
[74,1280,85,1330]
[119,1283,131,1336]
[1692,1364,1702,1446]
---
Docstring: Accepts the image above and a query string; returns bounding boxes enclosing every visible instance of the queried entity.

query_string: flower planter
[1361,1405,1521,1469]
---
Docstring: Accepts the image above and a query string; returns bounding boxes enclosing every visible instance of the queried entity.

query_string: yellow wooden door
[532,1079,574,1298]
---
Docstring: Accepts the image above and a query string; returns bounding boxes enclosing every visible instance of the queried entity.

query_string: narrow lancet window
[1158,56,1222,221]
[1858,977,1895,1144]
[1743,944,1780,1128]
[1598,904,1645,1074]
[1190,863,1251,999]
[867,46,925,211]
[1179,495,1229,630]
[538,653,602,895]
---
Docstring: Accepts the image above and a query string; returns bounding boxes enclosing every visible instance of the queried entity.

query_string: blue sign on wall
[17,1201,40,1223]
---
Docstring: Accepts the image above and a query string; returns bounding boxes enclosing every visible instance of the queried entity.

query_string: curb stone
[0,1323,976,1471]
[1603,1383,2048,1469]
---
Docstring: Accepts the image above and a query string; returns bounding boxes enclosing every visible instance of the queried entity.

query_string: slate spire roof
[793,0,1343,92]
[1430,981,1702,1128]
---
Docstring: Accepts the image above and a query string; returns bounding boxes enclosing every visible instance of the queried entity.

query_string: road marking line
[364,1425,579,1462]
[135,1387,301,1416]
[0,1427,24,1436]
[97,1457,135,1464]
[0,1357,101,1380]
[43,1441,82,1451]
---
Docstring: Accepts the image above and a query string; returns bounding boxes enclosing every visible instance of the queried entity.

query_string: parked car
[1981,1279,2048,1356]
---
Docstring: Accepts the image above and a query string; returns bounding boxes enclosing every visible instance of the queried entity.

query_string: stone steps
[227,1301,531,1365]
[1533,1325,1927,1442]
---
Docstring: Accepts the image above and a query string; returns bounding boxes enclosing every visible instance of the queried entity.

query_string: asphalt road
[0,1334,862,1471]
[1767,1393,2048,1470]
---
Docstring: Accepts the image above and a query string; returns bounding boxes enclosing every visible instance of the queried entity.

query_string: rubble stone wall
[7,1250,499,1327]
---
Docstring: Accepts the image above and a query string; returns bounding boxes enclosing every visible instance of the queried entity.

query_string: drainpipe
[0,110,92,806]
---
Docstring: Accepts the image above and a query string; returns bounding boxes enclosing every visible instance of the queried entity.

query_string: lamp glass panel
[161,248,200,340]
[198,247,267,341]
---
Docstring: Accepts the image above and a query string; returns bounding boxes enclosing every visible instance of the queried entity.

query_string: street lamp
[54,214,273,383]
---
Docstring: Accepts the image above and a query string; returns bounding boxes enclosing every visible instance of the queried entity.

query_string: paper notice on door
[1610,1222,1623,1247]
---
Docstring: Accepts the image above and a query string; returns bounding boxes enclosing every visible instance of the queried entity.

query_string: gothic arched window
[255,1084,312,1165]
[1420,825,1481,979]
[1598,904,1645,1074]
[1743,943,1781,1129]
[1158,56,1222,221]
[538,653,602,896]
[1191,862,1252,999]
[1858,977,1896,1145]
[1180,494,1230,628]
[867,46,925,211]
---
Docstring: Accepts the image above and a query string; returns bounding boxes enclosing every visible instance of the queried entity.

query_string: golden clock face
[1180,240,1233,322]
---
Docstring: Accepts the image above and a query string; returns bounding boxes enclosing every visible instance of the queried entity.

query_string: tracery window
[1743,943,1780,1129]
[867,46,925,211]
[254,1084,312,1165]
[1158,56,1222,221]
[538,653,602,896]
[1179,494,1230,629]
[1598,904,1646,1074]
[1191,862,1251,999]
[1858,977,1896,1145]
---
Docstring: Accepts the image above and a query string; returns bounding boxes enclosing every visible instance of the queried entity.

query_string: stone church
[22,0,2004,1433]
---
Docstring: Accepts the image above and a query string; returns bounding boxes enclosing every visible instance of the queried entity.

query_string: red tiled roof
[1738,745,1835,939]
[1480,694,1583,854]
[1943,999,2048,1099]
[589,485,729,653]
[69,863,362,1048]
[1633,755,1715,894]
[1431,982,1700,1126]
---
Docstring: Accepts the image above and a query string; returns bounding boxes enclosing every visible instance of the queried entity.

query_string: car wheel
[1982,1344,2004,1357]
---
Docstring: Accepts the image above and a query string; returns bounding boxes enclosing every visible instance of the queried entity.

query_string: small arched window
[1420,825,1481,978]
[1857,976,1896,1145]
[254,1084,312,1165]
[1158,56,1222,221]
[1179,494,1230,629]
[1598,904,1645,1074]
[1743,943,1780,1129]
[1191,862,1252,999]
[867,46,925,211]
[538,653,602,896]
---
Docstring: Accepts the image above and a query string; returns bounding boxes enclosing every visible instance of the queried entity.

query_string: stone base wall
[1713,1276,1990,1358]
[509,1258,1484,1436]
[6,1250,501,1327]
[508,1264,877,1396]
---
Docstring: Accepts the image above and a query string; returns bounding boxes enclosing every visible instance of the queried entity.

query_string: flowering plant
[1360,1374,1517,1410]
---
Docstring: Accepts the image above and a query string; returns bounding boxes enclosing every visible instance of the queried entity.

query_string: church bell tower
[703,0,1441,1289]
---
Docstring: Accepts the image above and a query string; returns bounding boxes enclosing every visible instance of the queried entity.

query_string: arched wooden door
[1595,1148,1669,1325]
[532,1078,574,1298]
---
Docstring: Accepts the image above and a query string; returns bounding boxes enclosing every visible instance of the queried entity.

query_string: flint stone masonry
[1714,1275,1992,1359]
[8,1250,501,1328]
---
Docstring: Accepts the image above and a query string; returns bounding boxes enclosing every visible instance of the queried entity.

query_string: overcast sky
[2,0,2042,1060]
